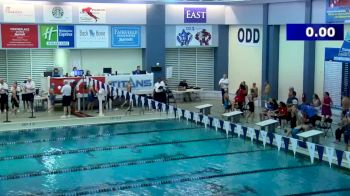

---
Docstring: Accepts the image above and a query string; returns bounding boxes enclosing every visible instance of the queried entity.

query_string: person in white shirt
[154,78,166,103]
[0,79,9,113]
[218,74,229,104]
[60,81,72,118]
[23,78,36,112]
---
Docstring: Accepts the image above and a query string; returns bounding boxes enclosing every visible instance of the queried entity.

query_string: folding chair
[318,118,333,137]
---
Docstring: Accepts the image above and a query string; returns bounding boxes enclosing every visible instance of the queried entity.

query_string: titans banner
[326,0,350,23]
[176,25,212,47]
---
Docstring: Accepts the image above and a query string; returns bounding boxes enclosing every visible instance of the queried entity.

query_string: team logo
[177,29,193,46]
[81,7,99,22]
[195,29,211,46]
[52,7,64,19]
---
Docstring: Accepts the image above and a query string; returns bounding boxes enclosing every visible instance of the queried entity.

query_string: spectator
[0,79,9,113]
[251,83,258,99]
[87,86,95,111]
[71,81,78,113]
[52,68,61,77]
[133,66,142,75]
[218,74,229,104]
[178,79,191,102]
[263,81,271,103]
[154,78,166,102]
[23,78,35,112]
[85,70,92,76]
[341,96,350,119]
[335,116,350,149]
[47,84,56,113]
[246,89,255,122]
[321,92,333,119]
[60,81,72,118]
[274,102,288,127]
[70,67,78,77]
[301,104,320,127]
[10,81,20,115]
[223,93,232,113]
[234,84,246,112]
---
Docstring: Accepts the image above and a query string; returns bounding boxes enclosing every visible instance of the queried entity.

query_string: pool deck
[0,99,347,152]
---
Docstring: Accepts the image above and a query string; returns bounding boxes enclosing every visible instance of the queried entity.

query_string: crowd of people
[218,73,350,149]
[0,78,36,115]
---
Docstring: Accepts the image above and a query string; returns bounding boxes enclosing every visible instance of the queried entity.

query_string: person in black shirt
[178,79,191,101]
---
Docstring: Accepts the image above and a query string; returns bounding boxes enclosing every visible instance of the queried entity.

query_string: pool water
[0,120,349,195]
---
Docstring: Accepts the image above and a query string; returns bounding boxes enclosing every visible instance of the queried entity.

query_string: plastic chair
[318,118,333,137]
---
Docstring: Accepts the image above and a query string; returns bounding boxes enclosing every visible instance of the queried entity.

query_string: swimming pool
[0,119,349,195]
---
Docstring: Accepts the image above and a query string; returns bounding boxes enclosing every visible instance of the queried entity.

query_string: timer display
[286,24,344,41]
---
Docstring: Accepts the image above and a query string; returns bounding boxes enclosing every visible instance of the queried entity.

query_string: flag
[335,149,344,166]
[316,145,324,162]
[213,118,220,132]
[236,124,242,138]
[242,127,247,139]
[326,146,334,167]
[275,134,282,152]
[345,151,350,168]
[223,121,231,138]
[248,128,254,143]
[255,129,260,142]
[290,138,298,157]
[260,130,267,148]
[307,142,316,164]
[202,115,210,129]
[283,137,290,152]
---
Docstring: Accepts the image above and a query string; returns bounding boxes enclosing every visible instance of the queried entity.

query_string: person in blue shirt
[132,66,141,75]
[300,104,320,126]
[52,68,61,77]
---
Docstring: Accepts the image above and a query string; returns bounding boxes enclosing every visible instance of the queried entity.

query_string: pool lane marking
[0,137,228,161]
[0,127,199,146]
[34,164,319,196]
[284,188,350,195]
[0,149,274,181]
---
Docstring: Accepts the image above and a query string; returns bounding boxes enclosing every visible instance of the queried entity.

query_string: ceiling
[15,0,305,5]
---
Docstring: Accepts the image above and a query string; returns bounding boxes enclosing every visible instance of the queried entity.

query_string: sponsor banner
[40,25,74,48]
[176,25,212,46]
[326,0,350,23]
[76,25,109,48]
[43,5,73,24]
[184,7,207,23]
[1,24,38,48]
[50,77,105,95]
[3,4,35,23]
[79,6,106,24]
[106,74,154,92]
[111,26,141,48]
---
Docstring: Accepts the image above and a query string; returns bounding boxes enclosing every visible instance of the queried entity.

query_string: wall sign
[184,7,207,23]
[76,25,109,48]
[1,24,38,48]
[40,25,74,48]
[3,4,35,23]
[111,26,141,48]
[176,25,212,46]
[43,5,73,24]
[326,0,350,23]
[237,27,260,46]
[79,6,106,24]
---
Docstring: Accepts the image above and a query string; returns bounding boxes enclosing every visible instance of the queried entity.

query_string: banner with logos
[326,0,350,23]
[106,74,154,93]
[40,25,74,48]
[1,24,38,48]
[79,5,106,24]
[50,77,105,95]
[176,25,212,47]
[75,25,109,48]
[3,4,35,23]
[43,5,73,24]
[111,26,141,48]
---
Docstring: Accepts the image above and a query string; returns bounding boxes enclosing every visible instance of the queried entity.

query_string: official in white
[60,81,72,118]
[219,74,229,104]
[0,79,9,113]
[23,78,36,112]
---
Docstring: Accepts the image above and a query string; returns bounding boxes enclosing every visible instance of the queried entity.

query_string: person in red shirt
[234,84,246,112]
[275,102,288,127]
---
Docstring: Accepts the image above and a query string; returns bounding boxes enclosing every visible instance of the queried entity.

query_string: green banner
[40,24,58,48]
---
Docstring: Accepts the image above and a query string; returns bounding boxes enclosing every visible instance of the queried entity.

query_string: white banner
[307,142,316,164]
[235,124,243,138]
[176,25,212,47]
[76,25,109,48]
[223,121,231,137]
[79,5,106,24]
[202,116,209,128]
[345,151,350,169]
[260,130,267,148]
[275,134,282,151]
[290,138,298,157]
[326,146,335,167]
[3,4,35,23]
[43,5,73,23]
[106,74,154,93]
[248,128,255,143]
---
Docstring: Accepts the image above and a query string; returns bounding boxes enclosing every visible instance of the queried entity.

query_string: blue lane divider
[0,149,273,181]
[0,127,198,146]
[0,137,227,162]
[284,187,350,196]
[38,164,318,196]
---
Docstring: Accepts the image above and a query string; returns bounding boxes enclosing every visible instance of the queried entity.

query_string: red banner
[49,77,105,95]
[1,24,38,48]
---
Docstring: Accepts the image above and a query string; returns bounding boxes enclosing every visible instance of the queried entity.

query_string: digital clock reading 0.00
[286,24,344,41]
